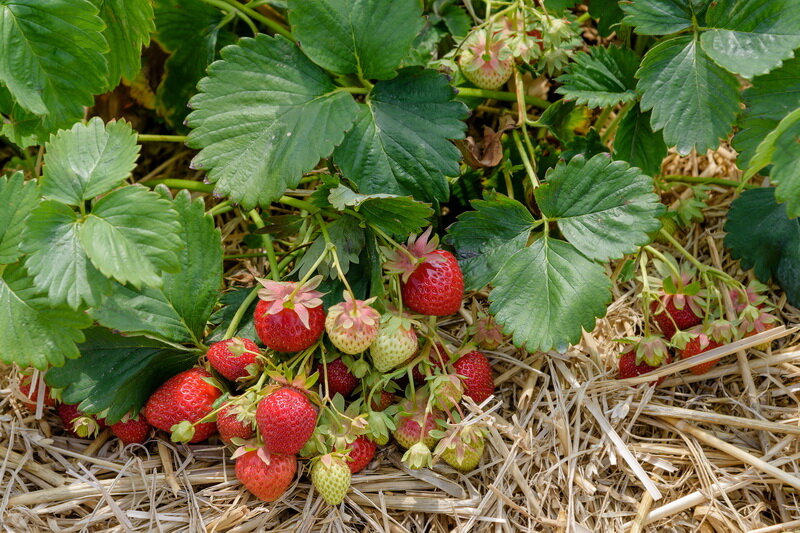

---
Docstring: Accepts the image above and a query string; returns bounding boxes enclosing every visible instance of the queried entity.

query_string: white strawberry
[459,29,514,90]
[369,313,418,372]
[325,293,381,354]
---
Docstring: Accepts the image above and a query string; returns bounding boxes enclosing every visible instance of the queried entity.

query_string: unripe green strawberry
[311,454,351,505]
[459,30,514,90]
[438,426,485,472]
[370,314,418,372]
[325,293,381,354]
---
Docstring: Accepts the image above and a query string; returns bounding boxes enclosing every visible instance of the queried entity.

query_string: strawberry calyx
[256,275,324,329]
[402,441,433,469]
[326,292,380,337]
[634,335,669,367]
[382,228,444,282]
[433,424,483,464]
[461,29,513,75]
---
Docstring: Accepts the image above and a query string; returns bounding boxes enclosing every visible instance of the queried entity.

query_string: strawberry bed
[2,0,800,531]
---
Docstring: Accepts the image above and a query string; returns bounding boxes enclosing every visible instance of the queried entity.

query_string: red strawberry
[207,338,260,382]
[254,277,325,352]
[383,228,464,317]
[650,299,702,339]
[453,351,494,403]
[217,404,255,444]
[256,387,318,455]
[56,403,83,437]
[111,416,151,445]
[144,368,221,443]
[617,336,670,385]
[680,337,722,375]
[235,449,297,502]
[618,352,666,385]
[56,404,103,438]
[650,268,704,339]
[393,398,441,450]
[412,344,448,384]
[19,375,55,412]
[370,390,394,411]
[318,358,358,398]
[345,436,376,474]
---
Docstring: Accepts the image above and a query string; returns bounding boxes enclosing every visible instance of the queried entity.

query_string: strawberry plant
[2,0,800,515]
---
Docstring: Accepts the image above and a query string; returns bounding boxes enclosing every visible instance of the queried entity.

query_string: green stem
[316,214,355,298]
[207,200,231,217]
[137,134,187,143]
[223,286,261,340]
[655,231,706,273]
[601,101,633,144]
[147,179,213,193]
[223,0,293,39]
[279,196,319,213]
[512,129,539,189]
[249,210,280,281]
[595,106,613,132]
[643,245,683,280]
[457,87,550,109]
[575,12,592,23]
[339,86,369,95]
[662,175,755,189]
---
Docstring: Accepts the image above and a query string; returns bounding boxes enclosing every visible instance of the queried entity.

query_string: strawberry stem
[512,129,539,189]
[317,215,356,300]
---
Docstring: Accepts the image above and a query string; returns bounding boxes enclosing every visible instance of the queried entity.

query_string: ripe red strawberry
[393,399,441,450]
[617,336,670,385]
[325,293,381,354]
[453,351,494,403]
[345,436,376,474]
[650,299,703,339]
[650,268,704,339]
[459,30,514,90]
[18,375,55,412]
[235,449,297,502]
[144,368,221,443]
[618,351,667,385]
[370,390,394,411]
[412,344,448,384]
[383,229,464,317]
[111,416,151,445]
[318,358,358,398]
[56,403,104,438]
[256,387,318,455]
[680,336,722,375]
[56,403,83,437]
[254,277,325,353]
[206,338,260,382]
[217,404,255,444]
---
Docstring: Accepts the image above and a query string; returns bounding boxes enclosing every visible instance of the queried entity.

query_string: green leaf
[733,56,800,167]
[46,328,197,422]
[0,84,44,147]
[556,46,639,108]
[0,0,108,132]
[21,201,111,308]
[621,0,704,35]
[89,190,222,343]
[298,215,365,280]
[288,0,423,80]
[93,0,154,87]
[154,0,235,129]
[489,237,611,352]
[441,4,471,38]
[545,0,580,11]
[42,117,140,205]
[80,186,182,288]
[207,287,259,343]
[327,185,433,235]
[537,99,591,144]
[700,0,800,79]
[724,187,800,306]
[536,154,664,261]
[0,171,39,264]
[589,0,625,36]
[0,263,91,370]
[446,194,537,290]
[613,103,668,176]
[334,67,467,203]
[637,36,740,155]
[186,34,359,209]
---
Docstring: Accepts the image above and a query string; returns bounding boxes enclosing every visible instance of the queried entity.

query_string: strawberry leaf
[0,263,91,370]
[89,190,222,344]
[537,99,591,144]
[489,237,611,352]
[446,194,537,291]
[733,56,800,168]
[288,0,423,80]
[589,0,625,36]
[186,34,359,209]
[0,172,39,264]
[41,117,140,206]
[700,0,800,79]
[92,0,154,88]
[0,0,108,143]
[621,0,705,35]
[638,35,740,155]
[612,103,667,176]
[207,288,259,343]
[536,154,664,262]
[327,185,433,235]
[80,185,183,288]
[725,188,800,306]
[153,0,235,129]
[46,328,198,423]
[333,67,468,203]
[298,215,365,279]
[556,46,639,108]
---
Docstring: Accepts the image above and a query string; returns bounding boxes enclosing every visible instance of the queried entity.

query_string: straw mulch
[2,146,800,533]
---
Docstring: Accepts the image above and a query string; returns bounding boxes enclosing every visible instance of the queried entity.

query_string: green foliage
[0,172,39,264]
[637,36,740,155]
[613,104,667,176]
[621,0,705,35]
[93,0,154,88]
[537,100,590,144]
[333,68,467,203]
[725,188,800,306]
[288,0,423,80]
[186,35,359,209]
[46,328,198,422]
[556,46,639,108]
[0,0,108,144]
[589,0,624,36]
[327,185,433,236]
